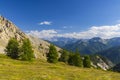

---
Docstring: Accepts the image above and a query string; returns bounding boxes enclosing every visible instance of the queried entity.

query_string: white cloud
[39,21,52,25]
[27,24,120,40]
[27,29,57,39]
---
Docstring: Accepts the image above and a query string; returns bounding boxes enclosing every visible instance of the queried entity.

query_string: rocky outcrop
[90,55,114,70]
[0,16,27,53]
[0,16,61,59]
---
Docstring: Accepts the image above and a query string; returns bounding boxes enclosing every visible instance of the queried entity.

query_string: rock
[90,55,114,70]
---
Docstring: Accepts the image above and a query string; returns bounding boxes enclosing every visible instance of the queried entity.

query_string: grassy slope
[0,54,120,80]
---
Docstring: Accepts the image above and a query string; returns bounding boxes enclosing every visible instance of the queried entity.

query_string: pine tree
[68,53,75,65]
[5,38,19,59]
[68,51,83,67]
[59,50,69,63]
[74,53,83,67]
[47,44,58,63]
[83,55,91,68]
[20,38,34,61]
[74,49,83,67]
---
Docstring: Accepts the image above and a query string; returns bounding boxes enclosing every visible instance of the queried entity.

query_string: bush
[47,44,58,63]
[5,38,19,59]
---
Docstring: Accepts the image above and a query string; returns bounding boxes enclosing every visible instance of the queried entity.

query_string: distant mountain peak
[91,37,102,40]
[90,37,102,42]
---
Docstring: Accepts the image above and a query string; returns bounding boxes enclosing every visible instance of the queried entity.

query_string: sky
[1,0,120,39]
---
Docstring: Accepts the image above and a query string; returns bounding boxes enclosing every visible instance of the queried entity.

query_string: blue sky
[1,0,120,39]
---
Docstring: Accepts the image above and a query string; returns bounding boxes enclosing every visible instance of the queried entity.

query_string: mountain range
[49,37,78,47]
[97,46,120,64]
[51,37,120,64]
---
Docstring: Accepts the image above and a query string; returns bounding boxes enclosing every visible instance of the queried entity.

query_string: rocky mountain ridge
[0,16,61,59]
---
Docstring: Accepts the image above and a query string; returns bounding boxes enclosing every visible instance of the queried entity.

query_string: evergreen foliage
[59,50,69,63]
[68,51,82,67]
[5,38,19,59]
[20,38,34,61]
[47,44,58,63]
[83,55,91,68]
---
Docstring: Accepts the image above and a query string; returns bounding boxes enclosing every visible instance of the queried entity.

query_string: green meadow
[0,54,119,80]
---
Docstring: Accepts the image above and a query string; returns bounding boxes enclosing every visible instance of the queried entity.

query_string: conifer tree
[47,44,58,63]
[59,50,69,63]
[68,53,75,65]
[20,38,34,61]
[5,38,19,59]
[68,50,83,67]
[74,53,83,67]
[83,55,91,68]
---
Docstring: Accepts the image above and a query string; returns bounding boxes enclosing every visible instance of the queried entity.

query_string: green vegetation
[59,50,69,63]
[5,38,19,59]
[47,44,58,63]
[5,38,34,61]
[0,54,119,80]
[68,52,82,67]
[83,55,91,68]
[20,38,34,61]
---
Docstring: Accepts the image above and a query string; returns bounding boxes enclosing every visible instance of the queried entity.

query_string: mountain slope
[97,46,120,64]
[0,54,120,80]
[50,37,78,47]
[112,63,120,72]
[90,55,114,70]
[64,37,109,54]
[0,16,61,59]
[28,35,61,59]
[0,16,27,53]
[108,37,120,47]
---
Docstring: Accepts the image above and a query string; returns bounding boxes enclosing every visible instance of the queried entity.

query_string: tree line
[47,44,91,68]
[5,38,91,68]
